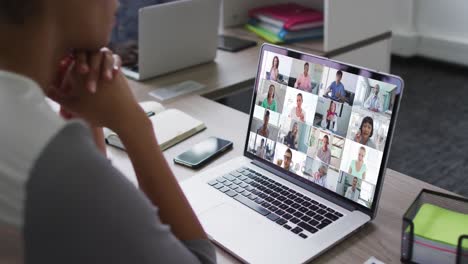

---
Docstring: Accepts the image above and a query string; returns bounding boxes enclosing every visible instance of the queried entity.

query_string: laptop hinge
[251,160,358,212]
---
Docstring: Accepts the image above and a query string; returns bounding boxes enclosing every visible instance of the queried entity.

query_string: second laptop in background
[123,0,220,81]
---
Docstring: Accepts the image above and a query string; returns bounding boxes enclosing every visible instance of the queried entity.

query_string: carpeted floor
[388,56,468,197]
[216,56,468,197]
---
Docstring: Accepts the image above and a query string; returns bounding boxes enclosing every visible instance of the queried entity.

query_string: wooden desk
[108,95,249,185]
[135,46,259,102]
[135,27,392,103]
[0,93,453,264]
[107,90,454,264]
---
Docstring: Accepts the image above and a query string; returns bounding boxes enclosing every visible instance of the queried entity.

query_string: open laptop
[122,0,220,81]
[181,44,404,263]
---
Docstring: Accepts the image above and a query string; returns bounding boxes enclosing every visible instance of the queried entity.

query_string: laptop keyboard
[208,167,344,239]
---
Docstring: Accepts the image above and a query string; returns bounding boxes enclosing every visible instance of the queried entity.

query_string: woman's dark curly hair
[0,0,37,24]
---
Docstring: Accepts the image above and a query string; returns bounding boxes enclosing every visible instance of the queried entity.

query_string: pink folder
[249,3,324,31]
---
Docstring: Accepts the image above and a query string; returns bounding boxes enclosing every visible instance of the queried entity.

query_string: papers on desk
[363,256,385,264]
[149,80,206,102]
[105,102,206,151]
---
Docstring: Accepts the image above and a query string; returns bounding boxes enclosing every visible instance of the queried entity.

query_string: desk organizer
[401,189,468,264]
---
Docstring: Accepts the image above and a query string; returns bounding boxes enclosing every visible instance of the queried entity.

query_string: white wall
[392,0,468,66]
[325,0,392,52]
[393,0,416,34]
[416,1,468,41]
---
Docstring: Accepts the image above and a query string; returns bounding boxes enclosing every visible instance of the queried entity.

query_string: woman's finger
[75,52,89,74]
[100,47,114,80]
[87,51,103,93]
[56,55,75,93]
[113,54,122,72]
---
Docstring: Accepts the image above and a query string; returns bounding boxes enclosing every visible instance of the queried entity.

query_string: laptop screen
[246,46,402,209]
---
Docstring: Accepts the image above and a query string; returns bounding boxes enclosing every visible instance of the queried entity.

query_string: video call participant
[295,62,312,92]
[284,122,299,150]
[317,135,332,164]
[364,84,382,112]
[289,93,306,123]
[345,177,360,201]
[348,146,367,180]
[256,110,270,138]
[261,84,277,112]
[325,101,338,130]
[283,148,294,172]
[256,138,266,159]
[268,56,279,82]
[354,117,376,148]
[310,165,327,187]
[265,143,274,161]
[325,70,346,102]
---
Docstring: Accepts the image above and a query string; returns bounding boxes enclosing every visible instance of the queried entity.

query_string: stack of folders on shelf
[409,203,468,263]
[246,2,324,44]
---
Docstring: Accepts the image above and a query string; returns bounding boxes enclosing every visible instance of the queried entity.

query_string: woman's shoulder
[0,76,67,172]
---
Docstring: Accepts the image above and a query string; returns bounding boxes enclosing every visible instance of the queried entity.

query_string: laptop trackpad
[200,203,266,229]
[199,203,297,263]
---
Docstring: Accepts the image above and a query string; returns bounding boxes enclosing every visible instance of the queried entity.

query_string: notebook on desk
[104,102,206,151]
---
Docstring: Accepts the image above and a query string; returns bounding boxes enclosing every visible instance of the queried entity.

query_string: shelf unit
[221,0,393,73]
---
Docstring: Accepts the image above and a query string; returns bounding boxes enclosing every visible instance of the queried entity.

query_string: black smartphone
[174,137,233,169]
[218,35,257,52]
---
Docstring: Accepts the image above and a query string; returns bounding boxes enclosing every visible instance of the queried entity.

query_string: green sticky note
[411,203,468,248]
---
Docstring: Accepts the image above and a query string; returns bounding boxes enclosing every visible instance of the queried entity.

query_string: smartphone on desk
[174,137,233,169]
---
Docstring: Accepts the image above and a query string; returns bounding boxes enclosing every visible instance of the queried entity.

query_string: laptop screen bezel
[243,44,404,218]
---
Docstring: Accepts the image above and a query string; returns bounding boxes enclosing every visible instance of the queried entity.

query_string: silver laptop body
[123,0,219,81]
[181,44,404,264]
